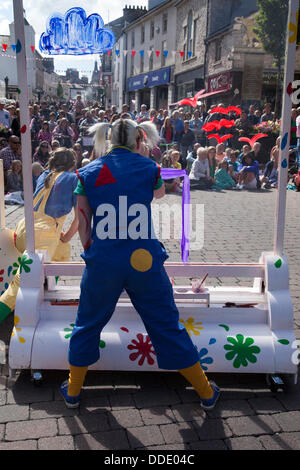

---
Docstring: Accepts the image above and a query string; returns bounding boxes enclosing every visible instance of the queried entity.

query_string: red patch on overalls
[95,164,117,187]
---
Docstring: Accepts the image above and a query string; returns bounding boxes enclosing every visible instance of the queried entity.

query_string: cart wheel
[266,374,283,393]
[31,371,43,387]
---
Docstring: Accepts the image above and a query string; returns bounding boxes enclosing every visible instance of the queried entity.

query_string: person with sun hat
[60,118,220,411]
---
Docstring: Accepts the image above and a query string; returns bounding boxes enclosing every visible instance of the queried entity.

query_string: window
[141,24,145,44]
[140,52,144,73]
[184,11,196,61]
[150,20,154,39]
[161,40,167,67]
[162,13,168,34]
[215,39,222,62]
[131,31,135,49]
[149,46,154,71]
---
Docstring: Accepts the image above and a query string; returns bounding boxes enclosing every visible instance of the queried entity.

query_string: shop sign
[128,67,171,92]
[208,72,231,93]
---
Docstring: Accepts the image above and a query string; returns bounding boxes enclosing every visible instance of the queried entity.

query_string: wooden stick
[274,0,299,255]
[13,0,35,254]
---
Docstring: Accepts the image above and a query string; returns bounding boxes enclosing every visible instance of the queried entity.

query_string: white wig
[89,118,160,158]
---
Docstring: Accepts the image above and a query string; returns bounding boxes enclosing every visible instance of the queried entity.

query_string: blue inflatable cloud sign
[39,7,116,55]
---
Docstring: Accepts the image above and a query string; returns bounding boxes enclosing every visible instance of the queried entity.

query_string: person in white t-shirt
[189,147,214,190]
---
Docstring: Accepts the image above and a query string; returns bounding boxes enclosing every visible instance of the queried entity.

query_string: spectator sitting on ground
[5,160,23,194]
[236,152,260,190]
[228,150,240,180]
[239,144,251,163]
[161,152,179,193]
[213,159,236,191]
[170,150,182,170]
[189,147,214,190]
[215,143,226,163]
[186,143,201,174]
[261,137,280,189]
[207,146,217,178]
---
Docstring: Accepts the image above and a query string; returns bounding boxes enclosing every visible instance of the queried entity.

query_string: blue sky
[0,0,147,79]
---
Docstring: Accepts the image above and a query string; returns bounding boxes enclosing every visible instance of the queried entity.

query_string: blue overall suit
[68,147,199,370]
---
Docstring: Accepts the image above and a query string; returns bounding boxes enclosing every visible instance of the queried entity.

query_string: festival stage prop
[5,0,299,391]
[238,134,269,148]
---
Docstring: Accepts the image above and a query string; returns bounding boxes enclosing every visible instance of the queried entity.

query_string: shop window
[162,13,168,34]
[215,39,222,62]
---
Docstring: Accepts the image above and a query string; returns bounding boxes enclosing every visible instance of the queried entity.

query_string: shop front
[206,71,234,107]
[174,67,204,102]
[127,66,171,111]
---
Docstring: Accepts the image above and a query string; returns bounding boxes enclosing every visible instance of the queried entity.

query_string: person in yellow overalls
[0,148,79,322]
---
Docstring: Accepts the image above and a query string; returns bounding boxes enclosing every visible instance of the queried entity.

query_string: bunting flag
[147,50,153,58]
[139,50,144,57]
[179,51,184,58]
[131,50,136,57]
[163,50,168,57]
[155,50,160,57]
[2,44,8,52]
[123,50,128,57]
[187,51,192,58]
[30,45,35,53]
[11,44,16,52]
[115,49,120,56]
[107,50,112,56]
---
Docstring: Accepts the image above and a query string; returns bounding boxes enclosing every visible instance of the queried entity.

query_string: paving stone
[108,392,136,410]
[0,440,38,450]
[140,407,176,426]
[248,397,285,414]
[30,401,79,419]
[75,429,130,450]
[144,444,187,450]
[192,417,233,440]
[0,391,6,406]
[58,412,110,435]
[259,432,300,450]
[0,423,4,440]
[38,435,75,450]
[171,403,206,422]
[272,411,300,432]
[188,439,228,450]
[5,418,58,441]
[127,425,165,448]
[225,436,265,450]
[108,409,144,429]
[7,382,53,404]
[0,404,29,423]
[159,422,198,445]
[206,399,255,418]
[133,389,181,409]
[226,415,281,436]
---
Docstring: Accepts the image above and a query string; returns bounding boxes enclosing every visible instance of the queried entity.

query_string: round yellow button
[130,249,153,272]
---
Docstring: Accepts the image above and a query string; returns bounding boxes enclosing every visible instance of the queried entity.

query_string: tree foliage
[254,0,289,70]
[56,81,64,99]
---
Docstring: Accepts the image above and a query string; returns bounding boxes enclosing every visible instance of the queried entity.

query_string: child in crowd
[239,144,251,163]
[170,150,182,170]
[32,162,44,192]
[49,113,57,133]
[213,159,236,191]
[186,143,200,174]
[5,160,23,193]
[162,152,181,193]
[215,143,226,163]
[207,146,217,178]
[236,152,260,190]
[38,121,52,145]
[81,158,91,168]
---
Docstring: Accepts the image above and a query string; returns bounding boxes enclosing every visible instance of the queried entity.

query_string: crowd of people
[0,95,300,195]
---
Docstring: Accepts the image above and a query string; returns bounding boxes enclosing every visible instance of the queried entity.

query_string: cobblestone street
[0,188,300,450]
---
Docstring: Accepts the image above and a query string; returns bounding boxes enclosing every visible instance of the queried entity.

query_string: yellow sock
[68,365,88,397]
[179,362,213,399]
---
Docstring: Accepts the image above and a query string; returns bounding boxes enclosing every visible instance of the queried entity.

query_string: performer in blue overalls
[60,118,220,410]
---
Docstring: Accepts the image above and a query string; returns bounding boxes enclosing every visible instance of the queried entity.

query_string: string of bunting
[1,44,191,60]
